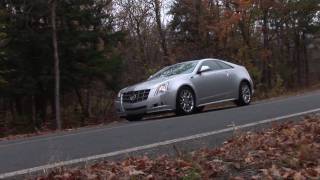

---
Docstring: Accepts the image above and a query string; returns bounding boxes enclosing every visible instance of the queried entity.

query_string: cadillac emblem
[130,94,137,101]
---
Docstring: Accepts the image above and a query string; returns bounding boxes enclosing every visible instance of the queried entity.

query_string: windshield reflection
[150,61,198,80]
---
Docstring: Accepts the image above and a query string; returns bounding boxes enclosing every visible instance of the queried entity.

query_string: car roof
[170,58,225,67]
[180,58,220,63]
[199,58,221,61]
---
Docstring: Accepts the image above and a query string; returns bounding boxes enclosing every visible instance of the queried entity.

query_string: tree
[49,0,61,130]
[0,0,319,136]
[152,0,170,63]
[169,0,208,59]
[0,0,124,134]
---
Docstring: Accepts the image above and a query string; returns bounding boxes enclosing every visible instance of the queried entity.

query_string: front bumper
[115,90,175,117]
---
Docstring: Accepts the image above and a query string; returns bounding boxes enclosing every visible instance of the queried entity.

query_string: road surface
[0,91,320,179]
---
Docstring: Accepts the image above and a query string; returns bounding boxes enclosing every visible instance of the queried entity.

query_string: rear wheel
[176,87,196,115]
[235,81,252,106]
[125,115,143,121]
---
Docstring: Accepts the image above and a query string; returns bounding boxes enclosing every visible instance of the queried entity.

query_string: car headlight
[155,82,169,95]
[117,91,122,99]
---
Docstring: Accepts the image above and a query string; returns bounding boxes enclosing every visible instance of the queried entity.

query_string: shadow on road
[141,103,237,122]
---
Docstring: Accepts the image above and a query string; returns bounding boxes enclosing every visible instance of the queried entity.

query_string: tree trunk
[294,31,302,86]
[153,0,169,63]
[195,0,201,41]
[50,0,61,130]
[302,32,309,86]
[85,88,92,119]
[74,87,87,125]
[262,9,271,88]
[136,25,144,62]
[31,95,36,129]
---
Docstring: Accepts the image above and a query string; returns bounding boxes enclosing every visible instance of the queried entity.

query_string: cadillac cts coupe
[115,58,254,121]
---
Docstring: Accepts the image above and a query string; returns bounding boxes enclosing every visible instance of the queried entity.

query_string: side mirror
[148,75,154,80]
[198,65,211,74]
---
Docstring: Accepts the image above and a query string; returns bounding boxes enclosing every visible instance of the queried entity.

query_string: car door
[215,60,237,99]
[192,60,231,105]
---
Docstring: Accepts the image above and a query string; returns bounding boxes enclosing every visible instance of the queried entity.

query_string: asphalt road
[0,91,320,178]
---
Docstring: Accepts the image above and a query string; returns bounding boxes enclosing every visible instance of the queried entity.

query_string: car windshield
[150,61,198,80]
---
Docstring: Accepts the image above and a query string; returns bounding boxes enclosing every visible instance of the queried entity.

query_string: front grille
[122,89,150,103]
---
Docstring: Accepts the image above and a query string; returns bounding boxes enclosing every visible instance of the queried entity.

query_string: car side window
[216,61,233,69]
[200,60,222,72]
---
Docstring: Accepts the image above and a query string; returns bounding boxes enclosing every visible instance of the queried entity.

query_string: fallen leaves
[35,116,320,179]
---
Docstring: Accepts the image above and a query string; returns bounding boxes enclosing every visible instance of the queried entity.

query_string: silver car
[115,58,254,121]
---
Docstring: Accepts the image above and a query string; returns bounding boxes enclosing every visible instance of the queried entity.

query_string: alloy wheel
[179,89,195,113]
[241,84,251,104]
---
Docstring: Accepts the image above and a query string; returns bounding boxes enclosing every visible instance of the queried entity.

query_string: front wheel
[176,87,196,115]
[125,115,143,121]
[235,82,252,106]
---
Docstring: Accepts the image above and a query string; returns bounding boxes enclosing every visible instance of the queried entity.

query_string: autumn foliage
[36,116,320,179]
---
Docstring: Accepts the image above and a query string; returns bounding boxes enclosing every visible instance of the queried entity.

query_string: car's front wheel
[125,115,143,121]
[176,87,196,115]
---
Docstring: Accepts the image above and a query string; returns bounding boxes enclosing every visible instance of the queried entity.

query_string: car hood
[122,75,179,92]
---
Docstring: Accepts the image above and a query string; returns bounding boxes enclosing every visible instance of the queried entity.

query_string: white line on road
[1,108,320,179]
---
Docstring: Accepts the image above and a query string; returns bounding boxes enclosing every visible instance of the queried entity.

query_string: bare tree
[49,0,61,130]
[152,0,169,63]
[116,0,153,63]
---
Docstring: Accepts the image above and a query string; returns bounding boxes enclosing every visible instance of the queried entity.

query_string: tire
[125,115,143,121]
[235,81,252,106]
[176,87,196,115]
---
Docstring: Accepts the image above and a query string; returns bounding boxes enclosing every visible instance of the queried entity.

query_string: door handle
[225,71,231,78]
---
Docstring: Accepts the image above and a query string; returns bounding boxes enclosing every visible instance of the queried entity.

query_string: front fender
[168,78,198,109]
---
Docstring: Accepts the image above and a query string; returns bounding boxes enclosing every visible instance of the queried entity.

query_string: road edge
[1,108,320,179]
